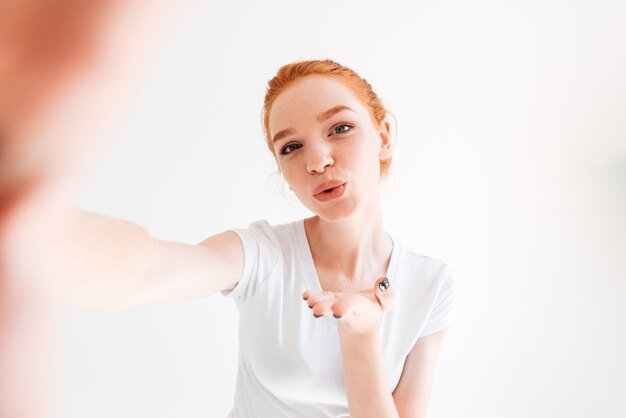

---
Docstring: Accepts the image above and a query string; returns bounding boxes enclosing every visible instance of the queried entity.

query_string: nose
[306,142,334,174]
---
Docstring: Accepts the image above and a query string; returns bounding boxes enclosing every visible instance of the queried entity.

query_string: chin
[307,200,358,223]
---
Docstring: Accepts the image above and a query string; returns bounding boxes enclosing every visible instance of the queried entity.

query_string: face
[268,75,391,222]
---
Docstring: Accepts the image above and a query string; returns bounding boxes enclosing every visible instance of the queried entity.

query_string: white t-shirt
[221,218,458,418]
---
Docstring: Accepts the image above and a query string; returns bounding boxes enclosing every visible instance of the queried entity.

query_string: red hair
[262,59,392,176]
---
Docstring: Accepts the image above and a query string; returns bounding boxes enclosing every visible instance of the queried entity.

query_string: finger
[310,298,337,317]
[302,289,328,300]
[304,291,335,308]
[373,276,396,313]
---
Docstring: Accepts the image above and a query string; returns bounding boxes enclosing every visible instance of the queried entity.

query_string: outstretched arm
[25,208,244,311]
[0,0,243,310]
[0,2,217,417]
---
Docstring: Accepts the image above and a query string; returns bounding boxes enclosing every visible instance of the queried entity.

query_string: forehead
[268,75,369,136]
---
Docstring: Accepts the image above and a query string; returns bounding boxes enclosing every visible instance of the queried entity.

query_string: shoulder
[391,240,459,310]
[236,218,299,240]
[229,218,302,258]
[390,242,459,336]
[220,219,301,300]
[394,241,453,286]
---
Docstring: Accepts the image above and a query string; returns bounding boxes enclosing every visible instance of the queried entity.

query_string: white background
[54,0,626,417]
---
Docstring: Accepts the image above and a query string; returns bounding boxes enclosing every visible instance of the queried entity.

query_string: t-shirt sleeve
[421,264,459,337]
[220,219,281,303]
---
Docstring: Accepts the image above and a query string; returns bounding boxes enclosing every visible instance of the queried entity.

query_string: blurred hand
[0,1,176,417]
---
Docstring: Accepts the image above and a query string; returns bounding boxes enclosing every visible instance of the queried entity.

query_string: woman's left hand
[302,276,396,335]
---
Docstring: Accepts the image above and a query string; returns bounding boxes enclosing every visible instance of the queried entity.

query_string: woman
[6,56,457,416]
[216,60,458,417]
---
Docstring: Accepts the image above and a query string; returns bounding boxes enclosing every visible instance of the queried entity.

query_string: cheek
[278,162,302,189]
[349,136,381,170]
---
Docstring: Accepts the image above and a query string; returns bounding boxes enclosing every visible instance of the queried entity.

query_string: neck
[304,197,392,287]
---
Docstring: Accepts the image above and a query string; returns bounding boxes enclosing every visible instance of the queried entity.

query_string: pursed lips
[313,180,346,195]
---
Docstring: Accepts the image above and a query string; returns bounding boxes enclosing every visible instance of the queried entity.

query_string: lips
[314,183,346,202]
[313,180,346,196]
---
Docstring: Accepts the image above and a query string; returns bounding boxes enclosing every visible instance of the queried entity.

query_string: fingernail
[378,276,389,291]
[314,313,322,318]
[333,314,342,319]
[308,304,313,309]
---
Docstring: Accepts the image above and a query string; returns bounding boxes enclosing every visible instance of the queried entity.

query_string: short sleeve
[220,219,281,302]
[421,264,459,337]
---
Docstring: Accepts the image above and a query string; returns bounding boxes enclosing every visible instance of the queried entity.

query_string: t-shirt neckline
[296,218,400,293]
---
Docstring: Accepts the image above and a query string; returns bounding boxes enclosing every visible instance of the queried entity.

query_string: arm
[36,208,244,311]
[392,328,450,417]
[338,324,400,418]
[0,0,197,311]
[0,2,189,417]
[338,327,450,418]
[303,278,400,417]
[304,278,452,418]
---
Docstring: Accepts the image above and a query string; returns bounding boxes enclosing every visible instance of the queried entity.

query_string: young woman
[215,60,458,417]
[4,54,457,416]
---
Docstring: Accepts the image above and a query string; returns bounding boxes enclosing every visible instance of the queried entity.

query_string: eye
[279,143,302,155]
[331,123,354,135]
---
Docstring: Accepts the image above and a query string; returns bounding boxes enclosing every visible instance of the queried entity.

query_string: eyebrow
[272,105,355,144]
[272,128,295,145]
[317,105,354,122]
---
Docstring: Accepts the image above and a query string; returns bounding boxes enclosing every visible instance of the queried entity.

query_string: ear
[378,114,395,160]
